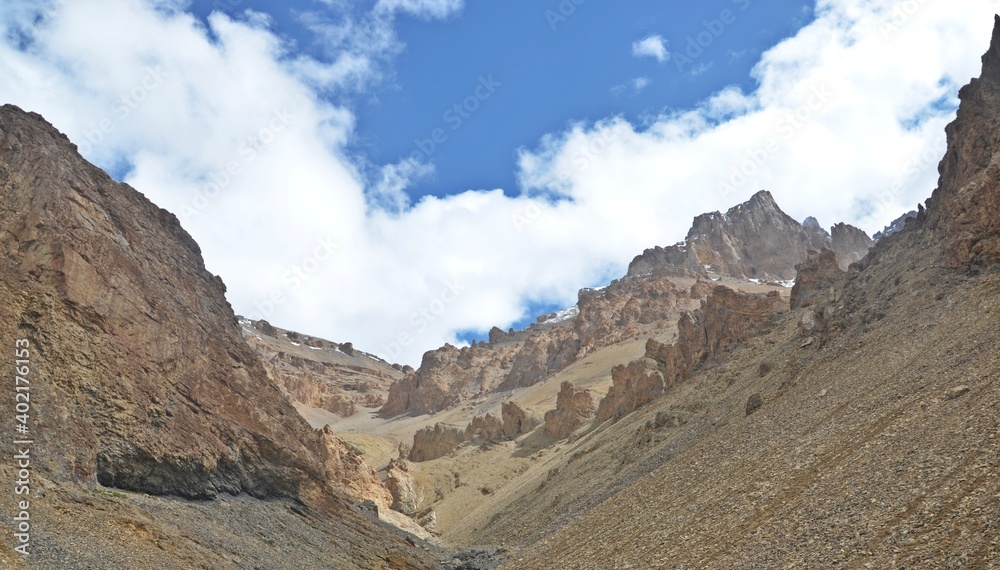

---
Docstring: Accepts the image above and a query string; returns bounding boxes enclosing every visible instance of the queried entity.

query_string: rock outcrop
[831,222,875,269]
[320,426,394,509]
[651,286,787,386]
[924,15,1000,271]
[501,401,538,438]
[873,210,917,241]
[465,413,505,443]
[386,458,421,516]
[409,424,466,462]
[627,190,873,280]
[241,319,399,416]
[790,249,845,310]
[596,358,665,423]
[382,275,690,416]
[544,382,597,440]
[464,401,539,443]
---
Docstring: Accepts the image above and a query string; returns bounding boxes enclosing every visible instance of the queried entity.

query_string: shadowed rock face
[0,105,384,507]
[627,190,873,280]
[925,15,1000,271]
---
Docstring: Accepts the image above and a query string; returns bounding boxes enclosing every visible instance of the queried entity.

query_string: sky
[0,0,996,365]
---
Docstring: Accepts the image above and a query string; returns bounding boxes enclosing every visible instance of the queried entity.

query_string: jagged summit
[627,189,873,280]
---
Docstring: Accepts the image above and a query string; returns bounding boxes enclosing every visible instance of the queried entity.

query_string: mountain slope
[495,17,1000,569]
[0,104,438,569]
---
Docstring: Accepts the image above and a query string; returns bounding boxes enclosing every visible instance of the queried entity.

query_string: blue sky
[0,0,996,364]
[189,0,816,202]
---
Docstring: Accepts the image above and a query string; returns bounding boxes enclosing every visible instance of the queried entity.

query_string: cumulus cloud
[0,0,995,366]
[632,35,670,62]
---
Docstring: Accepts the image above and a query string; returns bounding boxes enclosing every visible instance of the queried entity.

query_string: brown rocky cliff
[627,285,786,402]
[595,358,665,423]
[382,275,689,416]
[242,319,400,415]
[0,105,401,518]
[831,222,875,270]
[924,14,1000,270]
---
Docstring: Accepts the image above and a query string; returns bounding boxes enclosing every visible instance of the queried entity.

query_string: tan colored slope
[502,271,999,569]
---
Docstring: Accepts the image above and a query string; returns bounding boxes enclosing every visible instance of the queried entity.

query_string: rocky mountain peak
[628,189,872,280]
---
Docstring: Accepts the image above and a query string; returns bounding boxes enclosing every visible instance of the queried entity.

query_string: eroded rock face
[241,320,398,416]
[382,276,688,416]
[791,249,845,310]
[831,223,875,270]
[465,413,505,443]
[925,16,1000,271]
[465,401,538,443]
[596,358,665,423]
[0,105,398,515]
[627,190,872,281]
[386,458,420,516]
[501,401,538,439]
[409,424,465,462]
[646,285,788,388]
[320,426,393,509]
[544,382,597,440]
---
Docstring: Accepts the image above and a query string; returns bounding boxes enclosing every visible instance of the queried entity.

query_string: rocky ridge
[240,318,402,417]
[381,275,693,417]
[627,190,873,279]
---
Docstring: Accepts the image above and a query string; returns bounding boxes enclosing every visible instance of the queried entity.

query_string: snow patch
[539,305,580,325]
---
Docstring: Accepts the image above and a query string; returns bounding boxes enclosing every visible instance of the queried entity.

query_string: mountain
[483,17,1000,568]
[380,191,870,420]
[379,273,699,417]
[0,105,438,569]
[240,317,403,418]
[627,190,873,279]
[873,209,917,240]
[308,17,1000,570]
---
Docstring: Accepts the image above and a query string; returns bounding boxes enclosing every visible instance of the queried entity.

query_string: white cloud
[0,0,996,367]
[632,34,670,63]
[374,0,464,20]
[611,77,651,96]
